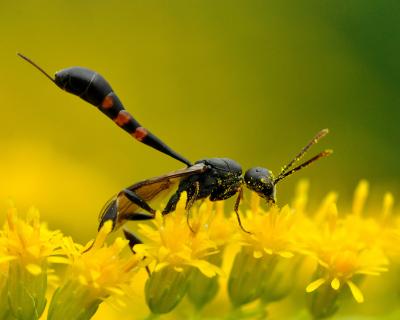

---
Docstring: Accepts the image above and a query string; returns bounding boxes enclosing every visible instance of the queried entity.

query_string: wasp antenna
[278,128,329,178]
[274,149,332,185]
[17,53,56,84]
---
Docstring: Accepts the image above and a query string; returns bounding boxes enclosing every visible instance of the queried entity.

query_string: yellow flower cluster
[0,208,141,320]
[0,180,399,319]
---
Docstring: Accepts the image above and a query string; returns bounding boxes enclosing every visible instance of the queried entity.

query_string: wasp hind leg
[123,228,151,276]
[98,189,156,231]
[122,189,156,215]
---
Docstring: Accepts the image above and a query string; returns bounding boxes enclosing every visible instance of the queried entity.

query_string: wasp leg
[163,177,202,215]
[123,212,155,221]
[123,228,151,276]
[122,189,156,214]
[123,228,144,253]
[98,190,156,231]
[162,190,182,215]
[185,181,200,233]
[99,198,118,231]
[234,188,251,234]
[162,182,199,233]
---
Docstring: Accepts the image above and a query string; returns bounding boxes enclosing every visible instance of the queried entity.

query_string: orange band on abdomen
[133,127,148,141]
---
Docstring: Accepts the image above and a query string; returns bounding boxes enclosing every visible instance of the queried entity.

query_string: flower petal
[306,278,326,293]
[347,281,364,303]
[189,260,221,278]
[331,278,340,290]
[26,263,42,275]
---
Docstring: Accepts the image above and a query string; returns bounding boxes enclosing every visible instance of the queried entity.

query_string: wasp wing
[99,163,207,229]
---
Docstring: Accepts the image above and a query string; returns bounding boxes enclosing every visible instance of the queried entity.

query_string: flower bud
[307,280,339,319]
[187,253,222,309]
[145,266,191,314]
[7,260,47,320]
[228,248,277,307]
[261,256,301,303]
[0,262,11,320]
[47,280,101,320]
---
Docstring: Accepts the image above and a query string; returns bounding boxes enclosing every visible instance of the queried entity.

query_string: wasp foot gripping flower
[47,221,142,320]
[134,193,222,314]
[228,193,296,307]
[0,206,65,320]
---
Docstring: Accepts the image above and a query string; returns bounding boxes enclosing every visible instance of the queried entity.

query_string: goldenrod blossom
[0,234,11,319]
[134,193,222,313]
[228,192,297,307]
[0,181,399,319]
[187,200,234,309]
[0,206,65,320]
[302,182,389,318]
[47,221,141,320]
[135,193,221,277]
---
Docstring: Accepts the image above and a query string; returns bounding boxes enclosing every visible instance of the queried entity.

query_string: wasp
[18,53,332,246]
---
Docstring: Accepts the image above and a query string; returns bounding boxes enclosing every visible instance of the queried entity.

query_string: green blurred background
[0,1,399,242]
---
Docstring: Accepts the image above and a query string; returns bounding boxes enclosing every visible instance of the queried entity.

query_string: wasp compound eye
[244,167,276,202]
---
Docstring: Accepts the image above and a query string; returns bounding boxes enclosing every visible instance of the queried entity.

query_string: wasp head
[244,167,276,203]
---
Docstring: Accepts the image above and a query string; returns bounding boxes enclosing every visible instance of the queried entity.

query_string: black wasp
[18,53,332,245]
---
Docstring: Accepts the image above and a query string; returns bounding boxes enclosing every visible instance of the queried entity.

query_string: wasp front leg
[234,188,251,234]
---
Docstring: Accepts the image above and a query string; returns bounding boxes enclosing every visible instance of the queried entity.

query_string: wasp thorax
[244,167,276,202]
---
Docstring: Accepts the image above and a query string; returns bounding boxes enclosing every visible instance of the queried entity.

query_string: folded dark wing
[99,163,207,226]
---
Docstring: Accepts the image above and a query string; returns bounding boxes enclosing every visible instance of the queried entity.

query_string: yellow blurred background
[0,1,399,242]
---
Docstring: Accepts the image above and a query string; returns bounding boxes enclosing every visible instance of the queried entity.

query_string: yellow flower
[1,206,65,275]
[47,221,141,320]
[134,192,222,314]
[228,192,297,307]
[0,234,11,319]
[0,205,65,320]
[134,193,221,277]
[238,196,296,259]
[303,182,389,319]
[186,200,234,309]
[0,180,398,319]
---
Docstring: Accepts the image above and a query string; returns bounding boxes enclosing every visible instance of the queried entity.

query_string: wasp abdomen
[55,67,113,107]
[55,67,141,133]
[16,54,192,166]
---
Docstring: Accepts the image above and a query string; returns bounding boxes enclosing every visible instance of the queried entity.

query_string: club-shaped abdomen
[244,167,276,202]
[55,67,113,107]
[54,67,192,166]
